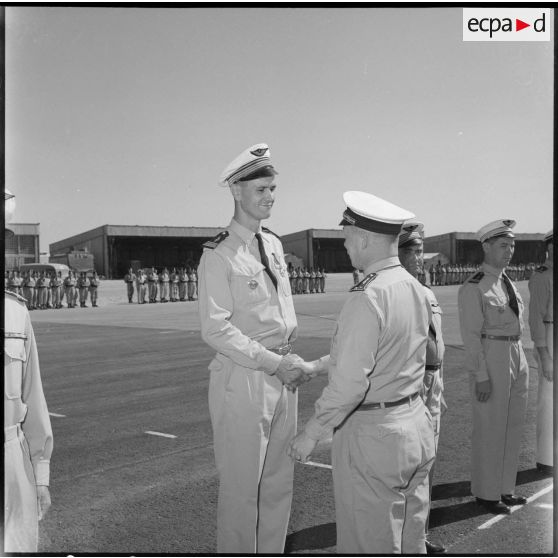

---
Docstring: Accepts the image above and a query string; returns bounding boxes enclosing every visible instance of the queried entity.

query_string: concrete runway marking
[304,460,332,470]
[49,412,66,418]
[478,483,553,530]
[536,503,553,509]
[145,431,177,439]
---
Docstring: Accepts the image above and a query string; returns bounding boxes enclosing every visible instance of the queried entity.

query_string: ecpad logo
[463,8,550,41]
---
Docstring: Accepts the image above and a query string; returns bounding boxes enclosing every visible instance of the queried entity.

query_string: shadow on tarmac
[286,467,553,550]
[286,522,336,552]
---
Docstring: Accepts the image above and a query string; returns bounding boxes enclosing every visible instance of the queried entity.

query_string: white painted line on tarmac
[158,330,176,334]
[49,412,66,418]
[478,483,553,530]
[303,460,332,470]
[535,503,553,509]
[145,431,177,439]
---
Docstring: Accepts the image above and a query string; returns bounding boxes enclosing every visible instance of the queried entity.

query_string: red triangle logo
[516,19,530,31]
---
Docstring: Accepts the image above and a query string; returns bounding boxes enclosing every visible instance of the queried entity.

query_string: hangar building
[49,225,223,279]
[5,223,41,271]
[50,225,548,278]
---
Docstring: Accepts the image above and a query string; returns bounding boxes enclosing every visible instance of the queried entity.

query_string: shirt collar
[482,262,505,278]
[229,218,262,245]
[363,256,401,277]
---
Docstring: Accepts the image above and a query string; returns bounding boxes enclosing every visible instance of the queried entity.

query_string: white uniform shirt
[198,219,297,375]
[304,256,431,440]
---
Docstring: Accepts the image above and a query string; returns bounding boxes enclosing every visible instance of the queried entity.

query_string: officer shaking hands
[288,191,436,554]
[197,143,313,554]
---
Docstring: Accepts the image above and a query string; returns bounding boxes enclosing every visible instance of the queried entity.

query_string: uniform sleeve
[21,312,53,486]
[528,274,549,347]
[304,295,379,440]
[198,250,282,374]
[458,284,489,382]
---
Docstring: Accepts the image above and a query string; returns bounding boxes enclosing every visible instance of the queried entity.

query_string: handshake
[275,354,325,392]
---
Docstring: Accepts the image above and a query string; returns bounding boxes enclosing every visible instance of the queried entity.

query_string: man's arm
[458,284,491,400]
[529,275,553,381]
[21,311,53,520]
[198,250,309,385]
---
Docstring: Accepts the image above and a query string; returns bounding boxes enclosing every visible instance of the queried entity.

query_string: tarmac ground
[25,274,554,555]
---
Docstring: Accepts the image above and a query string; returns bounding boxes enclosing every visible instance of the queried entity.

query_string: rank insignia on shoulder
[261,226,281,240]
[468,271,484,284]
[536,265,548,273]
[350,272,377,291]
[202,231,229,250]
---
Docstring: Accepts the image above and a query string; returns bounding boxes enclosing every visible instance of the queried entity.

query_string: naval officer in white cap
[528,229,553,475]
[197,143,311,553]
[398,220,447,555]
[288,191,436,554]
[458,219,529,515]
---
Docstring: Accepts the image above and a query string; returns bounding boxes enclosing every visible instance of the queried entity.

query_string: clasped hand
[275,354,316,392]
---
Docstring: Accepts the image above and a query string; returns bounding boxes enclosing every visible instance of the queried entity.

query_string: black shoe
[536,462,553,475]
[501,494,527,506]
[426,539,447,554]
[476,498,511,515]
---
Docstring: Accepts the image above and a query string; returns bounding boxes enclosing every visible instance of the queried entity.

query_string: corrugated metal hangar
[48,225,547,279]
[5,223,41,270]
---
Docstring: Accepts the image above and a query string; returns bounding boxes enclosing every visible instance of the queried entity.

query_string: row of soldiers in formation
[427,261,538,286]
[124,266,198,304]
[4,269,100,309]
[287,267,327,294]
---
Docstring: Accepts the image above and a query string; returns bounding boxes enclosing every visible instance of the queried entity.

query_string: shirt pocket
[230,263,269,307]
[485,300,512,327]
[4,337,26,400]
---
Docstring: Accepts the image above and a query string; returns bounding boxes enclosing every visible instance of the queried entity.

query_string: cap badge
[250,148,268,157]
[248,279,259,290]
[503,220,514,226]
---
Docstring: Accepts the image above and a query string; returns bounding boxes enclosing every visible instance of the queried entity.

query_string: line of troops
[428,261,537,286]
[124,266,198,304]
[4,269,100,310]
[288,267,327,294]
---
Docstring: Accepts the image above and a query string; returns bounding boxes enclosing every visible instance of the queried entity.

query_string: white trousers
[208,357,297,554]
[332,396,435,554]
[4,425,39,553]
[536,324,553,466]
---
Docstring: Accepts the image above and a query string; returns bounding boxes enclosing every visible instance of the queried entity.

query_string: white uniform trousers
[208,360,297,554]
[331,395,435,554]
[470,339,529,500]
[4,425,39,553]
[536,324,553,466]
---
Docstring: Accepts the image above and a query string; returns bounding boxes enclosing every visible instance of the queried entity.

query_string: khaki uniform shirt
[304,257,431,440]
[528,261,553,348]
[198,219,297,374]
[4,291,53,485]
[458,263,524,382]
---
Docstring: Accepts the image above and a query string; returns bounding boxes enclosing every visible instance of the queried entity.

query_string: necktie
[255,232,278,291]
[502,273,519,318]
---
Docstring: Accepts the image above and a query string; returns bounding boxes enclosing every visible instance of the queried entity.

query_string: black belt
[356,391,420,411]
[425,364,441,371]
[481,334,520,341]
[544,320,553,324]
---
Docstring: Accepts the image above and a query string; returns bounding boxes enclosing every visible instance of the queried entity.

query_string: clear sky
[5,6,554,253]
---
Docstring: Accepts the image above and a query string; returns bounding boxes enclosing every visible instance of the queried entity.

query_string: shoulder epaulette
[350,272,377,292]
[261,227,281,241]
[5,289,27,303]
[468,271,484,284]
[202,231,229,250]
[536,265,548,273]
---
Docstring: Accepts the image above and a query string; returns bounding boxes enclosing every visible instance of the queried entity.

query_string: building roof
[6,223,40,235]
